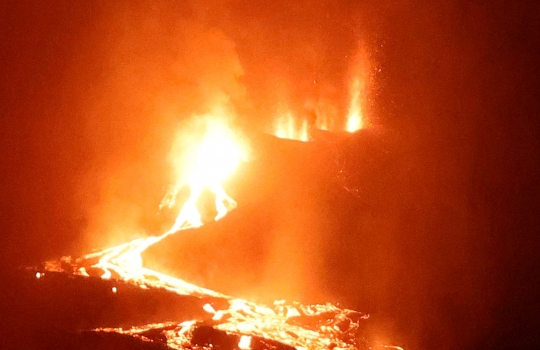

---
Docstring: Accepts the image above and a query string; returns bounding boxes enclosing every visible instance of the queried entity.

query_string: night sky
[1,1,540,349]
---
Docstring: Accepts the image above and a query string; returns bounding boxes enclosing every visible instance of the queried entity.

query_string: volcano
[3,127,400,350]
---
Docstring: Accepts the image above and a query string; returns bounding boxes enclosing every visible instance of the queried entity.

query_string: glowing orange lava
[42,113,398,349]
[77,115,248,294]
[163,116,247,231]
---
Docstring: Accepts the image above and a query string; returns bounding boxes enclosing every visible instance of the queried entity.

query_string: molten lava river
[36,116,401,350]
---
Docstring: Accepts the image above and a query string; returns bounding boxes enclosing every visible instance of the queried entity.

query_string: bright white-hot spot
[166,117,247,232]
[212,310,224,321]
[203,302,225,320]
[203,303,216,314]
[186,121,244,187]
[238,335,252,349]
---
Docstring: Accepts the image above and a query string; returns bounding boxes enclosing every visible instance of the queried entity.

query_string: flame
[345,77,365,132]
[274,112,309,142]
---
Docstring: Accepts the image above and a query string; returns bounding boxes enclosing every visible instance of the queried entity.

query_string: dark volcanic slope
[0,269,215,350]
[143,131,393,301]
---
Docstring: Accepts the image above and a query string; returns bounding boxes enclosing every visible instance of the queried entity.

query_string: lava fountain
[40,111,400,350]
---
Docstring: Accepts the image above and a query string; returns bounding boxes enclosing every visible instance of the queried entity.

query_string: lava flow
[41,114,397,350]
